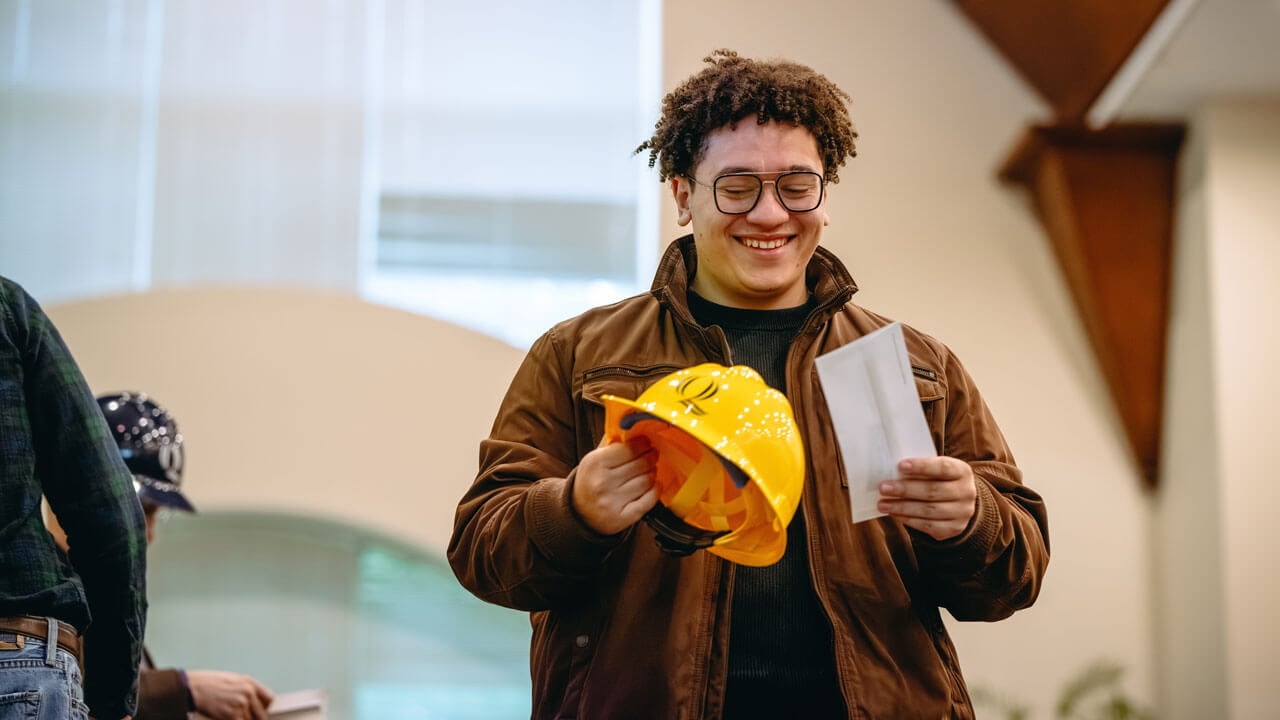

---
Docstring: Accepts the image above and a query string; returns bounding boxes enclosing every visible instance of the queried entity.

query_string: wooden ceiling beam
[955,1,1189,490]
[953,0,1171,119]
[1001,124,1184,489]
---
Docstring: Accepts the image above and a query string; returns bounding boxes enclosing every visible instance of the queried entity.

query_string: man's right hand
[571,436,659,535]
[187,669,274,720]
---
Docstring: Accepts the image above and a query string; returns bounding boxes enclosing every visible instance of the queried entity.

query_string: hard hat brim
[602,394,788,566]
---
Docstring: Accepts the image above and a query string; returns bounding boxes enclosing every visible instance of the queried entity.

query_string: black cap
[97,391,196,513]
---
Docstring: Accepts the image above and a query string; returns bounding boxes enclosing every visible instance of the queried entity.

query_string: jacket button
[575,634,590,648]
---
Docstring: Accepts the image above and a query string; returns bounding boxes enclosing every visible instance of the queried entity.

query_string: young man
[448,50,1049,719]
[0,276,147,720]
[94,392,275,720]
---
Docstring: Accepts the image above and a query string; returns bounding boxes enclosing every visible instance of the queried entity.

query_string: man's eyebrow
[713,164,820,175]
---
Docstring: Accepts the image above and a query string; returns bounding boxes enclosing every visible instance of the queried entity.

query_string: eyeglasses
[687,171,826,215]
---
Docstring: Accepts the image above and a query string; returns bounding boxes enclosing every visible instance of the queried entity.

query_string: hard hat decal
[601,364,805,567]
[676,375,718,415]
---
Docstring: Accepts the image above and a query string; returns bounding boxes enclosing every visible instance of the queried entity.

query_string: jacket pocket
[547,600,615,720]
[577,364,684,457]
[813,366,946,489]
[558,626,599,719]
[911,366,946,455]
[532,608,604,720]
[918,604,975,718]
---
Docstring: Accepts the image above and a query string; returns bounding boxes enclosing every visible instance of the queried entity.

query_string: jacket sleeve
[911,346,1050,621]
[17,283,149,718]
[447,329,627,612]
[134,668,191,720]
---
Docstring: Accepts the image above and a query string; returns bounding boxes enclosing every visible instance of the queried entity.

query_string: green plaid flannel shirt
[0,276,147,719]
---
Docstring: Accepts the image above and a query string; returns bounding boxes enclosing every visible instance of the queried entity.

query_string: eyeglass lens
[713,172,823,214]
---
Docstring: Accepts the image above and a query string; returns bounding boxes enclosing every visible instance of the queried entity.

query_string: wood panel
[1002,124,1184,489]
[953,0,1170,119]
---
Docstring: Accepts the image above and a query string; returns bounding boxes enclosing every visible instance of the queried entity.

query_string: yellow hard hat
[602,364,804,566]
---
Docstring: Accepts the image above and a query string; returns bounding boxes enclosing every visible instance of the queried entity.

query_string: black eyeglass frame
[685,170,827,215]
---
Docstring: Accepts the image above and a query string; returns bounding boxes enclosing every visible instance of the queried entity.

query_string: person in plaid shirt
[0,275,147,720]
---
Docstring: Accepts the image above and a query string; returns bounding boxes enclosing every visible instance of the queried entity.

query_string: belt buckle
[0,632,25,650]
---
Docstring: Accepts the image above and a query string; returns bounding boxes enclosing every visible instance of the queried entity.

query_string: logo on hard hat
[677,374,718,415]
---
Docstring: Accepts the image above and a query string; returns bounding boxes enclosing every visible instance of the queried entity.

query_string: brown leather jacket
[449,236,1050,719]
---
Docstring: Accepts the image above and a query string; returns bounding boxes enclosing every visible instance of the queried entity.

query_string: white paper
[268,689,328,719]
[814,322,937,523]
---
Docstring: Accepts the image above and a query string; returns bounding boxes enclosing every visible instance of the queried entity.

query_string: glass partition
[144,511,531,720]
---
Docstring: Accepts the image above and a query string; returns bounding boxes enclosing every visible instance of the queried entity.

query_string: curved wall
[48,287,526,557]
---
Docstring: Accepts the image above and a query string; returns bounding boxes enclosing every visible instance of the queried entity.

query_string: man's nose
[746,181,790,223]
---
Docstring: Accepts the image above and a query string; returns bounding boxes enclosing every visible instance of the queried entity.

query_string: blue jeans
[0,620,88,720]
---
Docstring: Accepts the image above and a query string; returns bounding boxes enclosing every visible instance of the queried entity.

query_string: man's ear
[672,177,693,227]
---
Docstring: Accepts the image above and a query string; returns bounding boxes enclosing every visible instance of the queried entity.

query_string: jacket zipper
[786,313,862,719]
[581,364,685,383]
[911,365,938,382]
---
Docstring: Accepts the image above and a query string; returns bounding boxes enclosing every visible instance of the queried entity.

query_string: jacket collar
[650,234,858,320]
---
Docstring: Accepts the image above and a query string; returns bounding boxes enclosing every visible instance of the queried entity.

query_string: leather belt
[0,615,83,662]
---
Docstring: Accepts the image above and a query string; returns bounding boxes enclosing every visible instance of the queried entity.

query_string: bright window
[0,0,661,350]
[362,0,662,348]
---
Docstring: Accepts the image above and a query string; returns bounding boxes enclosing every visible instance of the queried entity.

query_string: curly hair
[635,49,858,183]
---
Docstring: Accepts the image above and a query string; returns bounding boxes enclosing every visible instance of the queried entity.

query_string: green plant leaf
[1057,660,1125,717]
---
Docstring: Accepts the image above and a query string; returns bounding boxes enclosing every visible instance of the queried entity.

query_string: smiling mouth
[738,236,790,250]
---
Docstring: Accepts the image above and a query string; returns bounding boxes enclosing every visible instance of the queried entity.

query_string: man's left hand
[877,456,976,541]
[187,669,273,720]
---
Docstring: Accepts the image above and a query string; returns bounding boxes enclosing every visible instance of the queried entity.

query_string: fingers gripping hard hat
[602,364,804,567]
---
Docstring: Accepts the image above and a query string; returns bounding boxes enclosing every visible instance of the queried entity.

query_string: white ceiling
[1112,0,1280,120]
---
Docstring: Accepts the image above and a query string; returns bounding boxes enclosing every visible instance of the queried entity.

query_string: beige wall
[1156,99,1280,720]
[50,1,1275,716]
[50,288,525,556]
[1204,100,1278,719]
[1157,107,1229,716]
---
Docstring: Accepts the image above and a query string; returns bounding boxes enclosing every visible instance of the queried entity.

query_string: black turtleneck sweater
[687,291,848,718]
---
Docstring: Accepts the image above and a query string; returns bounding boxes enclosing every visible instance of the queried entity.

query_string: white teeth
[742,237,787,249]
